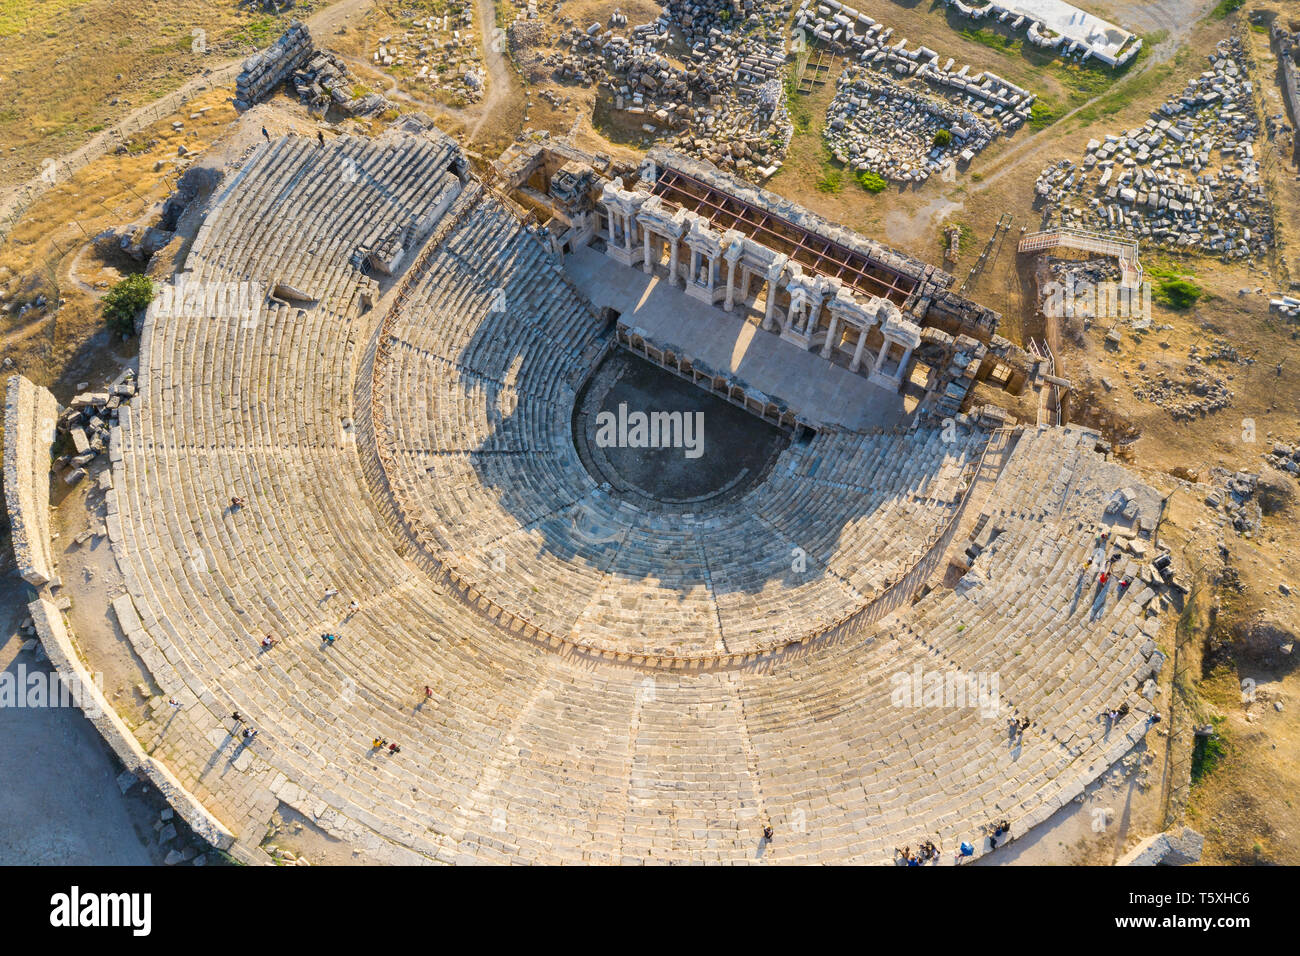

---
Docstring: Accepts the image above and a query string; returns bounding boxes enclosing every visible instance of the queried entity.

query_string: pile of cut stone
[1035,38,1273,260]
[548,1,794,179]
[794,0,1034,180]
[371,6,486,105]
[56,370,135,486]
[1040,256,1122,322]
[1205,468,1262,534]
[234,22,396,116]
[1262,438,1300,478]
[1128,340,1244,420]
[824,69,997,182]
[291,49,356,116]
[1269,293,1300,319]
[234,20,315,110]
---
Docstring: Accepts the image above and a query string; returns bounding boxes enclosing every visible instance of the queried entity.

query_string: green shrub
[1191,716,1228,783]
[1211,0,1245,18]
[815,167,843,193]
[103,274,154,338]
[856,169,887,193]
[932,129,952,148]
[1028,100,1061,131]
[1152,274,1204,310]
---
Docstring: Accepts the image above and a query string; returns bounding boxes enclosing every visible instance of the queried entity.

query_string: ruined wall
[3,375,59,587]
[234,20,316,111]
[28,595,242,858]
[1275,24,1300,164]
[922,289,1002,343]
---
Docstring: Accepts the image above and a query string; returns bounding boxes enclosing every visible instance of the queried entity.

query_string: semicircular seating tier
[102,132,1166,864]
[369,190,992,658]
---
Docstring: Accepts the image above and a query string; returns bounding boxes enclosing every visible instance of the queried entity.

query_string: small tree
[932,129,952,148]
[103,274,154,338]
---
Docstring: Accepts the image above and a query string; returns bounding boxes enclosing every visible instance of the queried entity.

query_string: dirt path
[467,0,520,142]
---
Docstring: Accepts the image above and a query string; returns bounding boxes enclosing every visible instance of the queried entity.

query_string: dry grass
[0,1,327,188]
[2,86,239,391]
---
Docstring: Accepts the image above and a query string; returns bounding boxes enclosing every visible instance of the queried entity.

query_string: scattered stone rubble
[94,225,173,264]
[370,4,486,105]
[825,69,998,183]
[1270,293,1300,319]
[54,369,136,486]
[1037,38,1274,260]
[291,49,359,116]
[234,20,316,111]
[546,1,794,179]
[1262,437,1300,479]
[234,21,394,117]
[1205,468,1262,534]
[795,0,1035,181]
[1129,338,1249,421]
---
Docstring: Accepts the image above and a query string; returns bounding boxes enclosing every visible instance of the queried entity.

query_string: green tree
[103,274,155,338]
[932,129,952,148]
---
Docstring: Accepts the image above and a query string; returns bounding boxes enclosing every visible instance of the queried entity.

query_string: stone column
[820,311,841,359]
[763,279,780,329]
[642,227,653,274]
[804,292,825,337]
[873,339,893,375]
[724,257,738,311]
[668,238,680,285]
[850,327,869,372]
[897,346,913,379]
[623,212,634,252]
[785,293,802,333]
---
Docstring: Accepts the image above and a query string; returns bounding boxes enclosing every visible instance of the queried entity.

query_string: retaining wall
[3,375,59,586]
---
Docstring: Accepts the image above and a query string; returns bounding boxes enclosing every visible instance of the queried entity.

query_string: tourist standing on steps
[230,495,246,509]
[262,127,270,142]
[989,820,1010,848]
[323,587,339,599]
[762,825,773,841]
